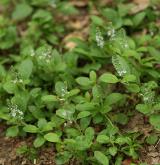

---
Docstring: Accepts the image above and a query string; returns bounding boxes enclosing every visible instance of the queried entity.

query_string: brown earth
[0,113,160,165]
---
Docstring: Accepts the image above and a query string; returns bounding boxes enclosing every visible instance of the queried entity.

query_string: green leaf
[99,73,119,83]
[133,12,146,27]
[96,135,110,144]
[106,125,119,136]
[102,8,122,28]
[16,145,28,155]
[44,133,60,142]
[55,81,67,97]
[58,2,78,15]
[23,125,38,133]
[0,65,6,79]
[18,59,33,79]
[91,16,103,25]
[100,104,112,114]
[105,93,124,105]
[73,136,91,150]
[3,82,17,94]
[122,74,137,83]
[126,84,140,93]
[65,89,80,98]
[77,111,91,119]
[41,95,58,102]
[65,128,80,137]
[55,151,72,165]
[85,127,95,142]
[136,104,151,115]
[76,77,92,86]
[146,135,158,145]
[118,4,133,17]
[115,136,131,145]
[94,151,109,165]
[12,3,33,21]
[37,118,52,132]
[109,146,117,156]
[0,26,17,49]
[113,113,128,125]
[33,136,46,148]
[76,103,96,111]
[93,114,103,124]
[6,126,19,137]
[102,8,118,21]
[89,71,97,82]
[148,47,160,61]
[149,114,160,130]
[56,109,75,120]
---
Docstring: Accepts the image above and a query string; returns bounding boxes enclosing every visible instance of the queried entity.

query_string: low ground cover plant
[0,0,160,164]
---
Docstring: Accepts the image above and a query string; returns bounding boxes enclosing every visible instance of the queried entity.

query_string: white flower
[107,28,115,38]
[9,104,24,120]
[118,70,127,76]
[38,47,52,63]
[69,120,73,124]
[30,49,35,57]
[11,78,23,84]
[141,89,155,104]
[96,28,104,48]
[61,87,68,97]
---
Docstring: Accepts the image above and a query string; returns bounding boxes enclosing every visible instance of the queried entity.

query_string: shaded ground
[124,113,160,165]
[0,1,160,165]
[0,113,160,165]
[0,124,56,165]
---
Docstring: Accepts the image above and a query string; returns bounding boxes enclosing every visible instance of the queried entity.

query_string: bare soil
[0,124,56,165]
[0,113,160,165]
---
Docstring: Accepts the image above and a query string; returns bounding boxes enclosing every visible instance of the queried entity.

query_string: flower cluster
[108,27,129,49]
[112,55,127,76]
[96,28,104,48]
[107,28,115,38]
[30,48,35,57]
[38,47,52,63]
[10,70,23,84]
[11,78,23,84]
[141,87,155,104]
[9,103,24,120]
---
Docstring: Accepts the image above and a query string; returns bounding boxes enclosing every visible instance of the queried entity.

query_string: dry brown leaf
[68,16,89,30]
[99,0,113,6]
[122,159,132,165]
[130,0,149,14]
[70,0,88,7]
[63,32,84,50]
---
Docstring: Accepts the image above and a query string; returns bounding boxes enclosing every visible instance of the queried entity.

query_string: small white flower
[141,89,155,104]
[9,104,24,120]
[96,28,104,48]
[38,47,52,63]
[150,31,154,36]
[61,87,68,97]
[107,29,115,38]
[119,39,129,49]
[33,159,37,165]
[62,111,67,117]
[19,79,23,83]
[12,79,17,84]
[69,120,73,124]
[11,78,23,84]
[46,59,50,63]
[30,49,35,57]
[124,43,129,48]
[118,70,127,76]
